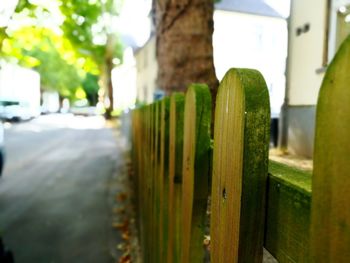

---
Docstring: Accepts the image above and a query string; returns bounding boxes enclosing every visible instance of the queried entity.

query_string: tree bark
[154,0,218,101]
[104,39,114,119]
[105,56,114,118]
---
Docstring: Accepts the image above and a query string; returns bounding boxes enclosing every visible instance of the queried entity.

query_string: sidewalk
[109,119,141,263]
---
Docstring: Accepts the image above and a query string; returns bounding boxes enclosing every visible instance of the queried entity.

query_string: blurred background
[1,0,349,261]
[1,0,349,157]
[0,0,289,128]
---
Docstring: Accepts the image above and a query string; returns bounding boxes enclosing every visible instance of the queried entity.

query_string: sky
[116,0,291,47]
[116,0,152,46]
[0,0,290,47]
[0,0,18,27]
[265,0,290,18]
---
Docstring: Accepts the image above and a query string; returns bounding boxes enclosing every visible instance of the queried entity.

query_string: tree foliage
[59,0,124,67]
[59,0,125,112]
[82,73,99,105]
[1,0,125,105]
[24,38,83,99]
[1,26,86,99]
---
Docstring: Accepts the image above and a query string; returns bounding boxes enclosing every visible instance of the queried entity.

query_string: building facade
[134,0,287,117]
[134,37,158,104]
[285,0,350,157]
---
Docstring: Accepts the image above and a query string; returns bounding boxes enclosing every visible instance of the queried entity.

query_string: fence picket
[159,98,170,263]
[130,58,350,262]
[181,84,211,263]
[210,68,270,263]
[145,105,153,263]
[167,93,185,263]
[153,102,161,263]
[310,35,350,262]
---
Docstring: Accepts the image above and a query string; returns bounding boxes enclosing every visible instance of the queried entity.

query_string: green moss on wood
[265,161,311,263]
[168,92,185,263]
[160,97,170,263]
[311,34,350,262]
[210,68,270,263]
[181,84,211,263]
[269,161,312,196]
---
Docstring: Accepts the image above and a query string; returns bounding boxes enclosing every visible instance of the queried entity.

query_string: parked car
[0,100,38,122]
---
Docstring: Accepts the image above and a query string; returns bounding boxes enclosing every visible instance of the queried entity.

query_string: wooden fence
[130,36,350,263]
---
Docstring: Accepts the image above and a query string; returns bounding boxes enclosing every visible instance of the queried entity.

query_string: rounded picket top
[181,84,211,263]
[311,35,350,263]
[210,68,270,263]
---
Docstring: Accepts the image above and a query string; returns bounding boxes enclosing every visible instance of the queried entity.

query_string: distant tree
[82,73,99,105]
[1,27,84,100]
[59,0,124,117]
[153,0,218,100]
[0,28,6,52]
[25,39,83,100]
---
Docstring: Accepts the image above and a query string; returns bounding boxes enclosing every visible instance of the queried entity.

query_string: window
[329,0,350,61]
[335,4,350,49]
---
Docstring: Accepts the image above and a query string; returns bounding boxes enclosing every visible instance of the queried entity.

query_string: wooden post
[150,102,161,263]
[152,101,161,263]
[181,84,211,263]
[159,97,170,263]
[310,35,350,262]
[132,108,142,243]
[210,68,270,263]
[167,93,185,263]
[144,104,152,263]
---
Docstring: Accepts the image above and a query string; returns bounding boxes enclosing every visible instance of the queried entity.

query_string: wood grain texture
[132,108,142,243]
[265,161,312,263]
[210,68,270,263]
[153,102,161,263]
[145,105,153,263]
[310,35,350,263]
[168,93,185,263]
[139,105,150,262]
[181,84,211,263]
[159,97,170,263]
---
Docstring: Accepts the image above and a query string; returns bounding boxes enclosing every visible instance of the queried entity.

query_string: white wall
[213,10,288,116]
[135,37,158,104]
[135,10,288,113]
[288,0,328,105]
[112,47,137,110]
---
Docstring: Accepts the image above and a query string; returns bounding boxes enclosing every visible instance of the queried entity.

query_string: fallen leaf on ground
[116,207,126,214]
[203,235,211,251]
[116,193,128,202]
[116,243,126,251]
[122,231,130,241]
[118,253,131,263]
[112,220,129,232]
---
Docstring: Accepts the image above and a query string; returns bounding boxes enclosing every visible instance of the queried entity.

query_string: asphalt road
[0,114,120,263]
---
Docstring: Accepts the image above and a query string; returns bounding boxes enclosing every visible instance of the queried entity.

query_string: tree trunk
[105,56,114,119]
[154,0,218,101]
[103,39,114,119]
